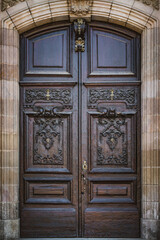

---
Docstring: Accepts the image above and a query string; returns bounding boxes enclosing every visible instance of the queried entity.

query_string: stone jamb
[0,0,159,239]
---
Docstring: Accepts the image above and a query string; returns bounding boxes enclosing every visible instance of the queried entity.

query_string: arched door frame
[0,1,159,239]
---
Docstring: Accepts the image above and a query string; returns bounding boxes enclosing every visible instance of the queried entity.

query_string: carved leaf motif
[34,148,63,165]
[70,0,93,16]
[99,118,125,151]
[97,117,127,165]
[34,118,63,165]
[88,88,137,108]
[25,89,72,108]
[97,147,127,165]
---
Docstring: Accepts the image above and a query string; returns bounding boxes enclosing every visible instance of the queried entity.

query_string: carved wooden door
[20,21,141,238]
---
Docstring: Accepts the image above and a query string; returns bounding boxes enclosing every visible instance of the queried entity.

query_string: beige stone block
[113,0,135,7]
[110,4,130,21]
[2,151,19,168]
[2,45,18,65]
[50,1,69,17]
[142,184,159,202]
[133,1,153,15]
[0,28,2,45]
[18,22,36,34]
[2,184,19,202]
[2,167,19,185]
[141,219,160,240]
[27,0,49,8]
[2,18,15,30]
[1,115,18,133]
[151,8,160,19]
[92,1,111,17]
[108,18,126,27]
[1,80,19,101]
[3,219,20,239]
[7,1,28,16]
[34,14,52,24]
[2,64,19,81]
[141,149,158,168]
[142,202,159,219]
[142,167,159,185]
[2,28,18,47]
[11,10,34,30]
[127,9,149,28]
[34,18,52,27]
[125,22,143,33]
[30,3,51,20]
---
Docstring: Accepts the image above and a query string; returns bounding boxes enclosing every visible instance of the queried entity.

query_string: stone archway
[0,1,159,239]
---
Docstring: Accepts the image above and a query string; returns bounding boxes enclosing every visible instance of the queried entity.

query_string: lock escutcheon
[82,160,87,171]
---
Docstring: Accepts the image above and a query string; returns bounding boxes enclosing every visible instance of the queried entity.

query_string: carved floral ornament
[1,0,159,12]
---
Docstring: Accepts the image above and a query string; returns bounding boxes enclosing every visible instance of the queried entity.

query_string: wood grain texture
[20,21,141,238]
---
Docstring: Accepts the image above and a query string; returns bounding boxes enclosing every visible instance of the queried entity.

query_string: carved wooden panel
[88,87,137,109]
[89,177,136,204]
[23,105,72,172]
[23,109,72,173]
[88,109,137,173]
[24,88,72,109]
[21,27,71,77]
[88,26,140,78]
[24,177,72,204]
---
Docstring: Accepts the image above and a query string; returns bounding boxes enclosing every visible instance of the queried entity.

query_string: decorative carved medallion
[97,107,127,165]
[69,0,93,16]
[25,88,72,109]
[88,88,137,108]
[74,19,86,52]
[136,0,159,10]
[34,118,63,165]
[99,118,125,151]
[97,147,127,165]
[1,0,25,11]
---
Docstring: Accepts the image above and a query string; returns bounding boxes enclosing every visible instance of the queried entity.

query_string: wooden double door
[20,21,141,238]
